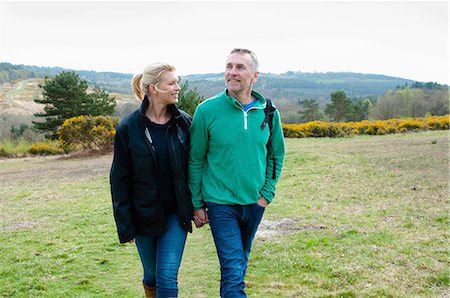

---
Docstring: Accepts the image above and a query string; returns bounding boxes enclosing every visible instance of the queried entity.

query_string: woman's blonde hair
[131,63,176,101]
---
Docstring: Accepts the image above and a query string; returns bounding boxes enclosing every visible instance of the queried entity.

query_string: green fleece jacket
[188,89,285,210]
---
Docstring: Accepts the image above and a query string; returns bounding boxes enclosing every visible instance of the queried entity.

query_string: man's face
[225,52,259,95]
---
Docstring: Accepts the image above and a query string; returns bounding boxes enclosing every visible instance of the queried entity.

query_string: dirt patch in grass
[256,218,325,238]
[0,220,37,231]
[0,154,113,185]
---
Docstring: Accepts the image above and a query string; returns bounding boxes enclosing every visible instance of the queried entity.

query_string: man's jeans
[207,202,266,298]
[135,214,187,298]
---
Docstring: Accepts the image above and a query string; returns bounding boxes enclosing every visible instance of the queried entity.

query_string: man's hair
[230,48,259,72]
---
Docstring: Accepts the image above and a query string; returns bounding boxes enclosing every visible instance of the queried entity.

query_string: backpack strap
[261,99,277,180]
[261,99,275,130]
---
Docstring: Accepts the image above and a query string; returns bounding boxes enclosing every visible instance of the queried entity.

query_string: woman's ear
[148,84,157,95]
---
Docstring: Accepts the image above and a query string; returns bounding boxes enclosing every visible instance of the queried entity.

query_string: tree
[428,89,450,116]
[298,99,323,122]
[86,86,116,116]
[369,87,449,120]
[369,90,403,120]
[324,91,353,122]
[177,79,204,116]
[349,97,373,121]
[33,71,116,138]
[10,124,29,139]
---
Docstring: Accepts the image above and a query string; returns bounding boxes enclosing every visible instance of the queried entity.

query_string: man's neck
[228,89,253,105]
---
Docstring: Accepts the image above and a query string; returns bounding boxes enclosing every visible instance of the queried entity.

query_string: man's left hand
[256,196,269,207]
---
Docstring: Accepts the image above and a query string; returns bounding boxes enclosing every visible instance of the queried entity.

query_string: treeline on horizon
[2,62,447,98]
[1,62,448,125]
[0,62,133,94]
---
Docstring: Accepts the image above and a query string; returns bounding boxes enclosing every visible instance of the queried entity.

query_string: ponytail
[131,73,144,101]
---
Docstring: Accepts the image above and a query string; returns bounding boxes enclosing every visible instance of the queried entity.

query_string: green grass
[0,131,448,297]
[0,138,32,157]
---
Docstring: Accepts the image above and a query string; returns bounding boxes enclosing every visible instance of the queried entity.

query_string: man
[188,48,285,297]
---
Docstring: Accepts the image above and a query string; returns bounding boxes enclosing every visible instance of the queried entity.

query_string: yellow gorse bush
[57,115,119,152]
[283,115,449,138]
[29,141,65,155]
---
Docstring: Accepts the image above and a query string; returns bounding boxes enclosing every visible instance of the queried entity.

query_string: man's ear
[253,71,260,83]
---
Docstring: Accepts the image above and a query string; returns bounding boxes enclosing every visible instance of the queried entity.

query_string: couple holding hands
[110,48,285,298]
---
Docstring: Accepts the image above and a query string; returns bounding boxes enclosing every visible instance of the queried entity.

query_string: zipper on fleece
[234,104,248,130]
[238,106,265,130]
[243,110,248,130]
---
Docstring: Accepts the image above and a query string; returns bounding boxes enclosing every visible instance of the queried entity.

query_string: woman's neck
[145,101,170,124]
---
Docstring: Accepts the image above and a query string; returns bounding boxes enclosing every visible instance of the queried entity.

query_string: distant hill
[0,62,134,95]
[1,62,427,100]
[183,72,419,103]
[1,62,446,117]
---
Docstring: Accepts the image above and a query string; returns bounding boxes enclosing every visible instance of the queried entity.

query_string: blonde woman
[110,63,193,297]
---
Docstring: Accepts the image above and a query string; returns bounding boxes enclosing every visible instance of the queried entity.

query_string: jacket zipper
[237,106,264,130]
[243,110,248,130]
[167,124,190,229]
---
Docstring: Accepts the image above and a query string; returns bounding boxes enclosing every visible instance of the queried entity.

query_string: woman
[110,63,194,298]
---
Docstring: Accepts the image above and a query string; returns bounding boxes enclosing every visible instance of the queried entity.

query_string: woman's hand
[193,208,209,228]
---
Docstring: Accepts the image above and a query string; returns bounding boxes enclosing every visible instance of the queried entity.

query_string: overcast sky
[1,1,448,84]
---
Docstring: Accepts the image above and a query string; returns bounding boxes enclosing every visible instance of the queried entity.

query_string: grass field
[0,131,448,297]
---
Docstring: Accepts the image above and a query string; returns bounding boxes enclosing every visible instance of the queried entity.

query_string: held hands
[192,199,267,229]
[193,208,209,228]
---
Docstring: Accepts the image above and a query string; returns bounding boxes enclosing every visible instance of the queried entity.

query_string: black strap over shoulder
[261,99,277,180]
[261,99,276,131]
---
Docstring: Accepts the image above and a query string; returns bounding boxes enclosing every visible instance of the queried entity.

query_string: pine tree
[324,91,353,122]
[298,99,323,123]
[33,71,116,138]
[177,80,204,116]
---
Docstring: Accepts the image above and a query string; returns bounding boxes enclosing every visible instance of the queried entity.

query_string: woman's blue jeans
[135,214,187,298]
[206,202,265,298]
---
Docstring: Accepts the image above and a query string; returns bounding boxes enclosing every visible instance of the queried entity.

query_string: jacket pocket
[129,144,151,162]
[129,144,155,180]
[132,191,159,224]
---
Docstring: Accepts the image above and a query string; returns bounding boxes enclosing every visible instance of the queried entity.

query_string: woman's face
[152,71,180,105]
